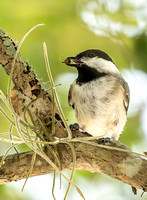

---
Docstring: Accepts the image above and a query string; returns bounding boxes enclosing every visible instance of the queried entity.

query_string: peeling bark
[0,28,147,193]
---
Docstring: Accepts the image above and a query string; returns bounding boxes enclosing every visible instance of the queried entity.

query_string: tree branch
[0,137,147,193]
[0,28,147,193]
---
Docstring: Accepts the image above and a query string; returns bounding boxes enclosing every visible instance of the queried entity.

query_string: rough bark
[0,137,147,193]
[0,28,147,193]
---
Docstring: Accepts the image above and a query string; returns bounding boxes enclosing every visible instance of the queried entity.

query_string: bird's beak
[62,57,84,67]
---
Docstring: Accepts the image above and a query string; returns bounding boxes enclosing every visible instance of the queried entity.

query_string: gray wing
[118,78,130,113]
[123,81,130,113]
[68,84,75,109]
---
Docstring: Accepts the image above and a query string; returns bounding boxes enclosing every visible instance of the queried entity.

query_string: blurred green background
[0,0,147,199]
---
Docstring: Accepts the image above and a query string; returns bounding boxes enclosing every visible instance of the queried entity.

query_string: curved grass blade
[43,42,72,140]
[21,152,36,192]
[0,144,17,168]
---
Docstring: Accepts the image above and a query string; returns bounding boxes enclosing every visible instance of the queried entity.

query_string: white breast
[70,76,127,140]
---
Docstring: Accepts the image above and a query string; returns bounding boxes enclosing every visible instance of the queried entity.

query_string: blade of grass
[0,144,17,168]
[9,123,19,153]
[43,42,72,140]
[51,90,55,136]
[68,139,147,159]
[64,143,76,200]
[0,90,12,111]
[21,152,36,192]
[0,138,22,143]
[52,171,56,200]
[0,107,15,125]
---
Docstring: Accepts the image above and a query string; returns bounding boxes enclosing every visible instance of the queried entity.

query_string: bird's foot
[97,137,113,144]
[69,123,80,131]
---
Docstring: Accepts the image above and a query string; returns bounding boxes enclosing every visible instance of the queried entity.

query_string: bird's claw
[69,123,79,131]
[97,137,112,144]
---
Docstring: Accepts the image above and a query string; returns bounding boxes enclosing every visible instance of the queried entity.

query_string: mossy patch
[6,46,16,58]
[3,38,12,46]
[0,28,5,37]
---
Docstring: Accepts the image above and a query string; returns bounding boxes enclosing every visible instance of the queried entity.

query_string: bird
[63,49,130,142]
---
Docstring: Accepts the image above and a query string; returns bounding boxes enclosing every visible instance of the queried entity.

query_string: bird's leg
[97,137,114,144]
[69,123,80,131]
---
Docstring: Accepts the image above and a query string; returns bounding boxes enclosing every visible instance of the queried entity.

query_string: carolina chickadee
[63,49,130,141]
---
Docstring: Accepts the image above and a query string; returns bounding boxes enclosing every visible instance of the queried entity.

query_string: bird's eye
[88,53,95,58]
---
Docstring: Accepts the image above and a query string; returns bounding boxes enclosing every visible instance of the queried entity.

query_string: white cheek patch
[82,57,120,74]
